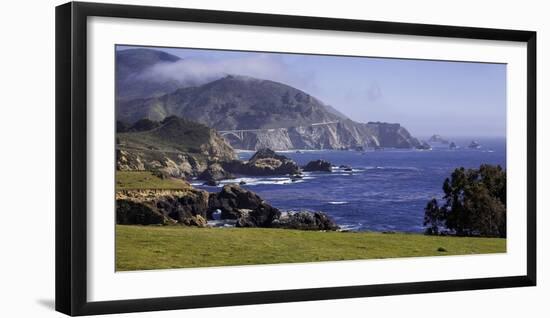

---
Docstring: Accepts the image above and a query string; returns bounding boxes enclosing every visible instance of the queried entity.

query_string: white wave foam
[338,223,362,231]
[332,167,364,173]
[328,201,348,205]
[207,220,237,227]
[216,176,305,186]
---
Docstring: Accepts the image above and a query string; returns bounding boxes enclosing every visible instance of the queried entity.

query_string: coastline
[116,140,506,233]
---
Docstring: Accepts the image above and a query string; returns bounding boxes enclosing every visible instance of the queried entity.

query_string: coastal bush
[424,164,506,238]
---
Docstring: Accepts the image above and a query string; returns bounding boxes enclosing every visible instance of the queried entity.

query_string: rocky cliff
[364,122,422,149]
[222,121,421,150]
[116,116,236,177]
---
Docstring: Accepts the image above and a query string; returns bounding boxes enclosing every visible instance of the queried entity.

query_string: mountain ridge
[116,49,422,150]
[118,74,341,130]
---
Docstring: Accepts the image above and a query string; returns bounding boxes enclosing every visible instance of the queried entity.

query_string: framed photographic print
[55,1,536,316]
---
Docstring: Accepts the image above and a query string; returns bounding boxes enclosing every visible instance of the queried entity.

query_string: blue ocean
[195,138,506,233]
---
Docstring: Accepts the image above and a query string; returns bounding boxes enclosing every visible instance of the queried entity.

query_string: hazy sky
[118,45,507,138]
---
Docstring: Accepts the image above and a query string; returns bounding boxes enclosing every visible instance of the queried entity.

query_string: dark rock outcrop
[271,211,339,231]
[208,184,281,224]
[116,200,166,225]
[155,190,210,222]
[248,148,287,162]
[223,148,301,176]
[207,184,338,230]
[235,206,282,228]
[197,163,234,183]
[116,188,209,226]
[303,160,332,172]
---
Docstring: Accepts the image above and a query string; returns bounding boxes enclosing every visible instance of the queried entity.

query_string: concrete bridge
[218,121,339,142]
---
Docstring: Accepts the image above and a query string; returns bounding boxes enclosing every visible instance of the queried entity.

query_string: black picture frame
[55,1,537,316]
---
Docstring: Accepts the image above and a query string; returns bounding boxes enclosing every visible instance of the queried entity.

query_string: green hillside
[117,116,231,155]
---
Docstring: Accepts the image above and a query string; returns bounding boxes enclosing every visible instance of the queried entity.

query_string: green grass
[116,171,188,190]
[116,225,506,271]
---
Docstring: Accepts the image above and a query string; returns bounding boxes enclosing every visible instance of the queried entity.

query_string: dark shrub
[130,118,160,132]
[424,164,506,238]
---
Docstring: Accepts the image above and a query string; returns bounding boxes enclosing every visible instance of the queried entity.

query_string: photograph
[114,45,507,271]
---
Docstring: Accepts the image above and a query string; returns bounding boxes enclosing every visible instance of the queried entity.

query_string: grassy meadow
[116,225,506,271]
[116,171,189,190]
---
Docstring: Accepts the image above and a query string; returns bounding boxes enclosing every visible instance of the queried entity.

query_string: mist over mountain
[116,48,422,150]
[116,48,183,100]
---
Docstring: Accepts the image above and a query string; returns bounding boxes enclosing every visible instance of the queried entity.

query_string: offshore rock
[208,184,281,225]
[197,163,234,182]
[303,159,333,172]
[223,148,301,176]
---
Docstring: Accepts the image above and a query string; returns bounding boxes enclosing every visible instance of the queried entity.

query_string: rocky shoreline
[116,148,341,231]
[116,184,339,231]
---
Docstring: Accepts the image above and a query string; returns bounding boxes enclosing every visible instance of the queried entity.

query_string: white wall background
[0,0,547,316]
